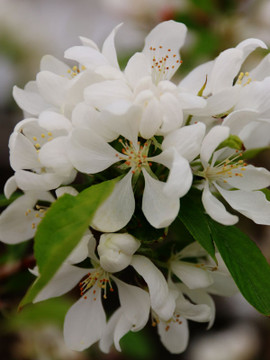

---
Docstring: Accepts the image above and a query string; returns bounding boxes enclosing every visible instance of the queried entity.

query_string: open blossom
[195,126,270,225]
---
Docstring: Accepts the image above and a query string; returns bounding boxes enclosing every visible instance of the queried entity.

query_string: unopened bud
[98,233,140,273]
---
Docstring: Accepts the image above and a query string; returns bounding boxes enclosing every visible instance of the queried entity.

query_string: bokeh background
[0,0,270,359]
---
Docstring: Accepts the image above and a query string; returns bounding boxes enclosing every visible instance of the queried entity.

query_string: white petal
[39,137,73,174]
[67,232,91,264]
[152,149,192,198]
[200,126,230,167]
[68,128,118,173]
[179,61,213,95]
[162,122,206,162]
[222,109,259,135]
[99,308,122,353]
[216,184,270,225]
[175,290,211,322]
[236,38,267,61]
[125,52,150,88]
[131,255,175,321]
[38,111,72,132]
[4,175,17,199]
[102,105,141,145]
[159,92,183,133]
[102,23,122,69]
[14,170,65,191]
[235,77,270,114]
[10,133,40,170]
[158,317,189,354]
[84,80,132,110]
[202,182,238,225]
[206,48,243,94]
[178,92,206,111]
[34,264,90,303]
[250,53,270,80]
[64,286,106,351]
[91,172,135,232]
[179,284,216,329]
[64,46,109,68]
[225,165,270,191]
[0,193,38,244]
[143,21,187,79]
[13,85,49,115]
[72,103,117,142]
[139,97,162,139]
[36,71,69,108]
[142,169,180,228]
[40,55,70,76]
[113,277,150,331]
[171,261,213,289]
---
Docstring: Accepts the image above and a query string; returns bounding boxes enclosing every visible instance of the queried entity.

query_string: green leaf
[209,219,270,316]
[178,188,216,261]
[120,329,156,360]
[20,178,118,308]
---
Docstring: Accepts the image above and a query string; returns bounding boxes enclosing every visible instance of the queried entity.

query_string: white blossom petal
[68,128,118,173]
[162,122,206,162]
[202,182,238,225]
[91,172,135,232]
[158,317,189,354]
[142,169,180,228]
[113,277,150,331]
[102,24,122,69]
[131,255,175,321]
[171,261,213,289]
[64,286,106,351]
[216,184,270,225]
[13,85,49,116]
[33,264,90,303]
[200,126,230,167]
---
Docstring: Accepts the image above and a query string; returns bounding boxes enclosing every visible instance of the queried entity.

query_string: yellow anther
[32,136,37,141]
[47,132,52,136]
[41,133,45,138]
[81,65,86,70]
[35,143,41,149]
[245,72,249,76]
[67,69,71,73]
[72,66,77,72]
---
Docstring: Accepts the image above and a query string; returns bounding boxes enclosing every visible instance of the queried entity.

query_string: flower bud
[97,233,140,273]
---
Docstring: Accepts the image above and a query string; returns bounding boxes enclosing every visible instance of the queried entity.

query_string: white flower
[196,126,270,225]
[67,107,193,231]
[9,118,76,191]
[0,185,78,245]
[180,38,267,124]
[13,54,103,119]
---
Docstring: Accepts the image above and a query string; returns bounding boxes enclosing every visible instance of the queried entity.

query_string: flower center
[67,65,86,78]
[236,71,252,86]
[116,139,152,175]
[79,267,114,300]
[204,151,247,183]
[149,45,182,84]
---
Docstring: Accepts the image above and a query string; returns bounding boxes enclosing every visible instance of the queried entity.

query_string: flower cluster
[1,20,270,354]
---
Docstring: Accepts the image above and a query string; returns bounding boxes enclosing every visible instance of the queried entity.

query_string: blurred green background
[0,0,270,359]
